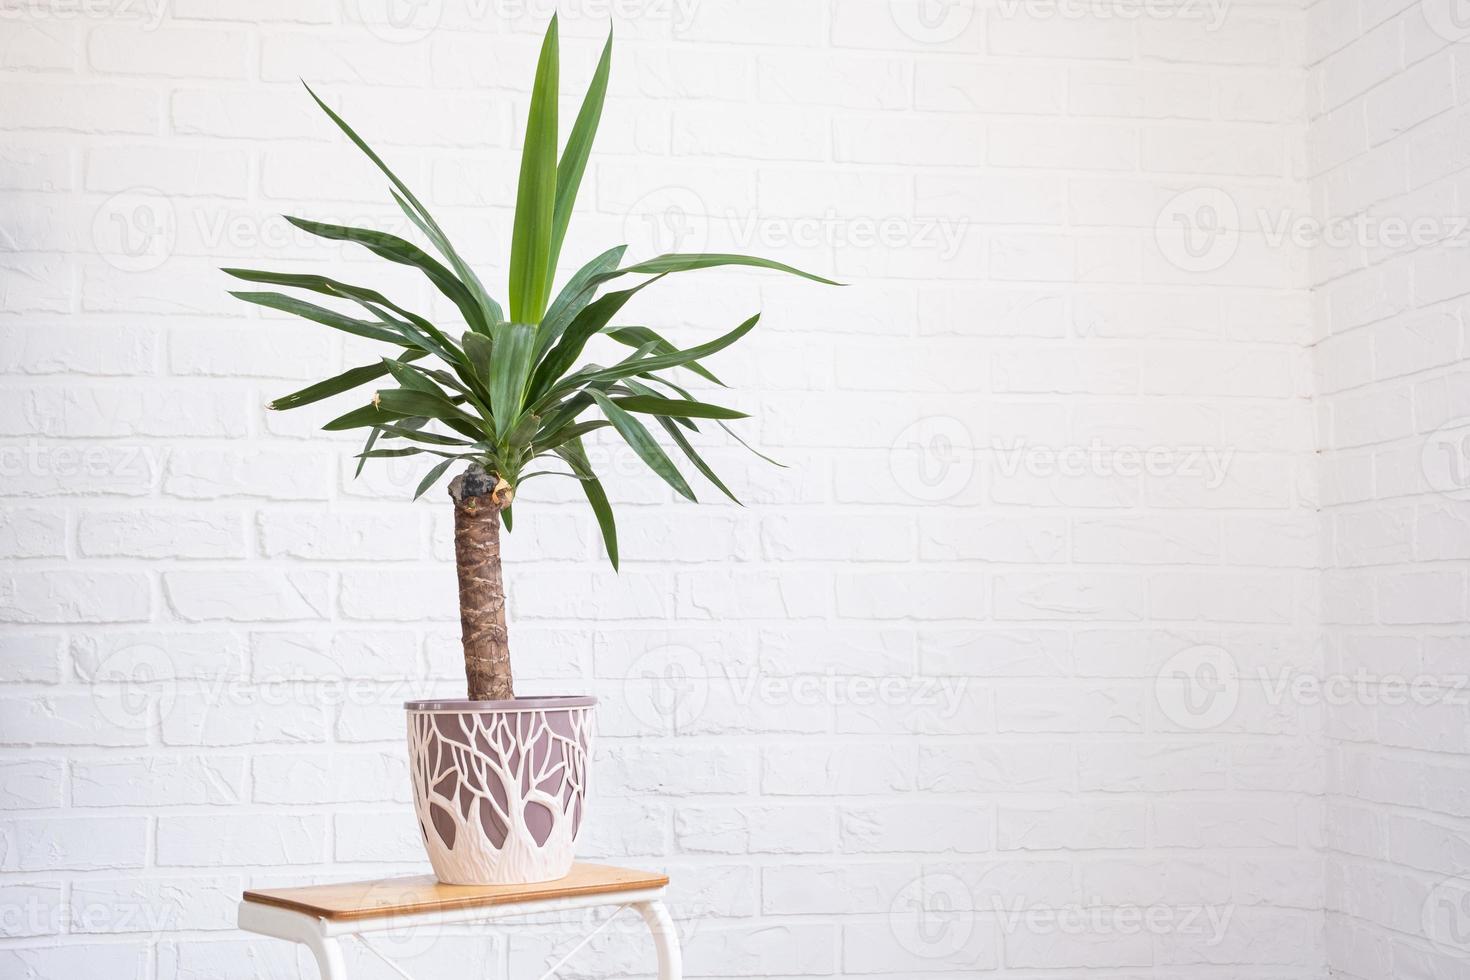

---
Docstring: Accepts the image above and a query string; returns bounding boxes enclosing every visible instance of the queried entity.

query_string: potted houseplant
[223,18,833,886]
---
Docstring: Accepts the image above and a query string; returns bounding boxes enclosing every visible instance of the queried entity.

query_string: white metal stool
[237,863,681,980]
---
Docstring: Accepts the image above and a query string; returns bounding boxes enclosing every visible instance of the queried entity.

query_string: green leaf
[606,252,841,286]
[302,83,505,328]
[376,388,482,430]
[324,402,406,431]
[549,29,611,278]
[395,359,467,396]
[638,372,782,466]
[224,269,458,364]
[361,447,471,461]
[537,244,626,359]
[534,391,593,442]
[414,457,456,499]
[651,412,740,505]
[508,16,559,324]
[357,447,425,459]
[268,350,427,411]
[227,290,405,346]
[328,391,483,441]
[303,83,428,220]
[530,277,660,398]
[355,425,382,478]
[604,325,722,385]
[612,394,747,420]
[534,418,610,453]
[555,440,614,570]
[381,357,447,396]
[361,302,464,372]
[283,215,491,335]
[719,419,785,467]
[572,447,618,570]
[544,339,658,408]
[488,322,537,440]
[574,313,761,390]
[506,411,541,449]
[463,331,493,386]
[390,189,504,327]
[621,374,696,431]
[588,389,694,501]
[224,267,380,300]
[554,436,596,480]
[376,423,473,446]
[385,357,499,426]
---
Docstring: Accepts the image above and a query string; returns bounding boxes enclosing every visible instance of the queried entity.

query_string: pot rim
[404,695,597,713]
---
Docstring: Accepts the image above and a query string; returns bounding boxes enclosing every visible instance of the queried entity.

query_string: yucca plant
[223,19,833,702]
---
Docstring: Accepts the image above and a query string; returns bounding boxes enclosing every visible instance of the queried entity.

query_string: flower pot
[405,696,595,885]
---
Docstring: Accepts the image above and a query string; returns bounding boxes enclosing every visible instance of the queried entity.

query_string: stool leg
[304,934,347,980]
[634,900,682,980]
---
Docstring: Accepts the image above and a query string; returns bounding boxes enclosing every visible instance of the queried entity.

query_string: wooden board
[242,863,669,921]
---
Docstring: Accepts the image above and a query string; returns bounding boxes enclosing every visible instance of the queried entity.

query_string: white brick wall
[1308,0,1470,977]
[6,0,1452,977]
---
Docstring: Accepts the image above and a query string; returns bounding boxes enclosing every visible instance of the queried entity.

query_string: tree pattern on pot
[408,703,592,885]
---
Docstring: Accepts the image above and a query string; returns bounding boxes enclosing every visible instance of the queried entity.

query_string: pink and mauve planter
[405,696,595,885]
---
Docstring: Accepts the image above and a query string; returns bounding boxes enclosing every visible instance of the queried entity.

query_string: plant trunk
[449,464,515,701]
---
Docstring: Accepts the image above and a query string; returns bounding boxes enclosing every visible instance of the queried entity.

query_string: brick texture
[1309,1,1470,977]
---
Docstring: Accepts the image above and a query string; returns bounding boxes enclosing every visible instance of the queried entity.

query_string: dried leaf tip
[493,475,515,508]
